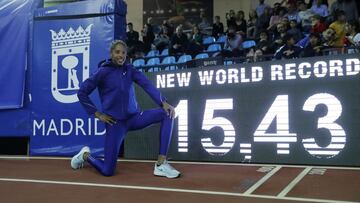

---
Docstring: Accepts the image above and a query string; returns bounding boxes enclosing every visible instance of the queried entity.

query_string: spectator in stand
[344,20,360,46]
[256,7,272,37]
[226,10,237,30]
[169,25,189,55]
[272,22,289,51]
[285,2,301,23]
[141,19,155,53]
[310,14,327,34]
[161,20,174,38]
[246,48,265,63]
[187,25,204,58]
[274,34,302,59]
[256,0,271,17]
[329,10,347,47]
[287,20,303,42]
[300,33,323,57]
[153,26,171,52]
[235,10,247,37]
[247,9,258,39]
[268,5,286,31]
[308,0,329,7]
[330,0,358,21]
[126,22,140,58]
[310,0,329,17]
[126,23,139,48]
[256,30,273,54]
[273,2,283,12]
[281,16,291,29]
[198,12,211,35]
[222,26,243,58]
[212,16,224,39]
[298,1,314,33]
[322,27,337,47]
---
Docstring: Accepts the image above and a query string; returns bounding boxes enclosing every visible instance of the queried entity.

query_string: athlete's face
[111,44,127,66]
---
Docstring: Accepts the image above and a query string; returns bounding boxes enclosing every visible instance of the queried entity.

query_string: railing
[134,46,360,72]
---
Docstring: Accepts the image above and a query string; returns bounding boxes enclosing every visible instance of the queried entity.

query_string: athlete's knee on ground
[101,166,116,177]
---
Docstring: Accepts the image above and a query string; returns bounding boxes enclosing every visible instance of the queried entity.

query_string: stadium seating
[195,53,209,59]
[162,56,177,71]
[132,58,145,69]
[146,57,160,72]
[202,36,216,45]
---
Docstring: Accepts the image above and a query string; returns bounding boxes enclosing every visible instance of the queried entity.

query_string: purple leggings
[87,108,173,176]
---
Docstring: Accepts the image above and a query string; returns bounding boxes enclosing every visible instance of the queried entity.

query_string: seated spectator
[268,5,286,31]
[330,0,358,21]
[285,2,301,23]
[141,23,155,53]
[247,9,258,39]
[344,20,360,46]
[160,20,174,38]
[310,14,327,34]
[169,25,189,55]
[126,22,140,58]
[198,13,211,35]
[256,30,273,54]
[246,48,264,63]
[212,16,224,39]
[329,10,347,47]
[298,1,314,32]
[287,20,303,42]
[235,10,247,37]
[226,10,237,30]
[271,22,289,51]
[300,33,323,57]
[153,27,171,52]
[274,34,302,59]
[311,0,329,17]
[322,27,337,47]
[187,25,204,58]
[222,26,243,58]
[256,0,271,17]
[256,7,272,37]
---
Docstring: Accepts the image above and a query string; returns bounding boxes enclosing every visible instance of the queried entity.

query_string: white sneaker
[154,160,181,178]
[71,146,90,170]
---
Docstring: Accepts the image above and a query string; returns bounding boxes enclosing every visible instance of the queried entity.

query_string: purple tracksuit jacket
[77,60,166,120]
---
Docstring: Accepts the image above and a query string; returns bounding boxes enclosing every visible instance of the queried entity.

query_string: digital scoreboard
[126,54,360,166]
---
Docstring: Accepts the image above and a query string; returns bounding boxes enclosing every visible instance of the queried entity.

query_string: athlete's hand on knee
[162,101,175,119]
[95,111,117,125]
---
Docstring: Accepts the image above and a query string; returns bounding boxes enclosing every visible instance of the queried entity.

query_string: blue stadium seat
[160,48,169,56]
[177,55,192,63]
[146,57,160,72]
[195,53,209,59]
[242,40,256,49]
[162,56,177,71]
[145,50,159,58]
[217,35,226,43]
[224,60,234,65]
[202,36,215,45]
[207,44,222,52]
[132,58,145,69]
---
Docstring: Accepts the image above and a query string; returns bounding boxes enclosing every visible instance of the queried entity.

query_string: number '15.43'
[174,93,345,159]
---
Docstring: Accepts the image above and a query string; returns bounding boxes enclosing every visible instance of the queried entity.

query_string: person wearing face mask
[72,40,180,179]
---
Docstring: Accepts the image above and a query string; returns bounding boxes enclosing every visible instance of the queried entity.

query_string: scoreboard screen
[126,54,360,166]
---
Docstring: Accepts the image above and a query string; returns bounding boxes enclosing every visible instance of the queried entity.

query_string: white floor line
[0,177,356,203]
[243,165,282,195]
[0,156,360,171]
[277,167,312,197]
